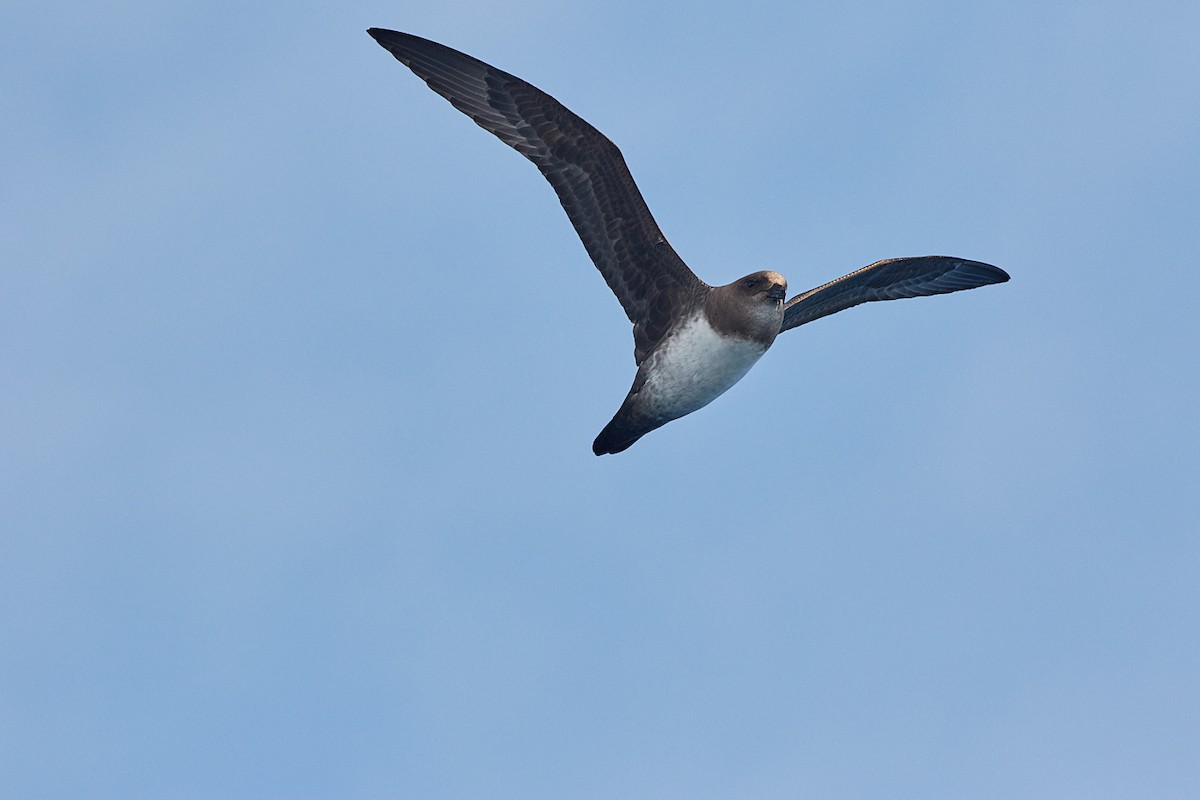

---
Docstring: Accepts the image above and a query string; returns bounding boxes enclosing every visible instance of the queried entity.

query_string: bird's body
[595,270,786,454]
[368,29,1009,455]
[638,315,768,420]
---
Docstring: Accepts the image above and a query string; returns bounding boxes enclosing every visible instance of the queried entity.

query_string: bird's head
[706,270,788,345]
[736,271,788,304]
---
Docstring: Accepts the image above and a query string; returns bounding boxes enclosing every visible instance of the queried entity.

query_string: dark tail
[592,417,646,456]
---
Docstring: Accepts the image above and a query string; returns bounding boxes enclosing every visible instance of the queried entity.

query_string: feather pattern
[369,29,1011,454]
[781,256,1009,332]
[368,28,704,363]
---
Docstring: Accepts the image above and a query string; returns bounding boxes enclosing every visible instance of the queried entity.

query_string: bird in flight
[368,29,1009,455]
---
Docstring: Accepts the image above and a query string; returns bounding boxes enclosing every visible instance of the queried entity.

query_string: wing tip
[965,259,1011,286]
[367,27,411,51]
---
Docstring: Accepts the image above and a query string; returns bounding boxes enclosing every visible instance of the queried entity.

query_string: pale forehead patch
[745,270,786,286]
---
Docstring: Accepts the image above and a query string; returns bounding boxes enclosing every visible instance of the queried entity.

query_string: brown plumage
[368,29,1010,455]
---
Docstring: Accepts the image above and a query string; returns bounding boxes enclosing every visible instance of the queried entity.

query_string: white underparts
[637,314,768,422]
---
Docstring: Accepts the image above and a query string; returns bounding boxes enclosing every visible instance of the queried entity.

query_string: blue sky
[3,1,1198,797]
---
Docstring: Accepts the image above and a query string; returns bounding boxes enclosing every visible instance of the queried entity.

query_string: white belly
[639,315,768,421]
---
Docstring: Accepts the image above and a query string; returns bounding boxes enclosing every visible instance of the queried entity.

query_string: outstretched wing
[780,256,1009,332]
[369,29,704,362]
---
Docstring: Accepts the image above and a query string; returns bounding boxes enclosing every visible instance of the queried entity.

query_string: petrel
[368,29,1009,455]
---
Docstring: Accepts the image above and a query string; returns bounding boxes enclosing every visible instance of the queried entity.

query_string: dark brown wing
[368,29,704,363]
[780,256,1009,332]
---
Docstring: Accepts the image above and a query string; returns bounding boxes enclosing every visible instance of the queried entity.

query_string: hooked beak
[767,285,786,301]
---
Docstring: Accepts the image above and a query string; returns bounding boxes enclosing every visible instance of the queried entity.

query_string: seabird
[367,29,1010,455]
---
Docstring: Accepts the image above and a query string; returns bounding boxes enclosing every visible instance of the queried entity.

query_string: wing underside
[781,256,1010,331]
[369,29,704,362]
